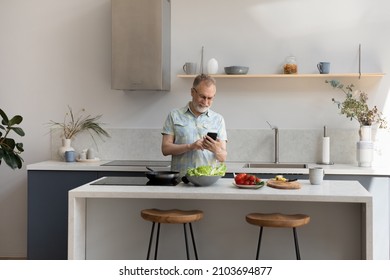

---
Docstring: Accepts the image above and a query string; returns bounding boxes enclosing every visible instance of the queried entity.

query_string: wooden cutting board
[266,179,301,189]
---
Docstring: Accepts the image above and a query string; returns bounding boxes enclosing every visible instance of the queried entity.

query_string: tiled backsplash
[51,128,389,165]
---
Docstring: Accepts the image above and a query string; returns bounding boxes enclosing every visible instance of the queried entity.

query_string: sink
[243,163,308,169]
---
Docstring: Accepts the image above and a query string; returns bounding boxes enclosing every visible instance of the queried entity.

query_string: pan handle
[182,176,189,184]
[146,166,155,172]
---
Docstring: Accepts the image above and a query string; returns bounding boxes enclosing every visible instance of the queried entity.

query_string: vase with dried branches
[326,80,387,141]
[49,106,110,158]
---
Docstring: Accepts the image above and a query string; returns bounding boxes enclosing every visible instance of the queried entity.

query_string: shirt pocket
[200,122,218,136]
[173,119,189,140]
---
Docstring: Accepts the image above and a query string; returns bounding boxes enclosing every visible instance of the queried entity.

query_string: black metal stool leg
[293,227,301,260]
[189,222,199,260]
[183,223,190,260]
[146,222,155,260]
[256,226,264,260]
[154,223,161,260]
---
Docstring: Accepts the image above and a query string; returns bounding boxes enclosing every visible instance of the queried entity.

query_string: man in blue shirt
[161,74,227,175]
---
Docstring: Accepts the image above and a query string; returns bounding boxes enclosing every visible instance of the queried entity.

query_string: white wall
[1,0,389,257]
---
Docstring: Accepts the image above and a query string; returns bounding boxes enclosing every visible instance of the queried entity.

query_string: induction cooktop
[91,176,180,186]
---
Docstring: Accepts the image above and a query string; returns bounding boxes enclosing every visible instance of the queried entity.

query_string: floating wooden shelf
[177,73,385,79]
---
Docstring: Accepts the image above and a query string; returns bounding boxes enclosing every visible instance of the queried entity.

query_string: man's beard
[193,102,209,113]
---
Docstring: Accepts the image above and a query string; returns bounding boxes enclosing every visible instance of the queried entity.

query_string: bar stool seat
[246,213,310,260]
[141,208,204,260]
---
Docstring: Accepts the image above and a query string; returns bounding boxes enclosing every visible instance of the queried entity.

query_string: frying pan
[145,167,180,182]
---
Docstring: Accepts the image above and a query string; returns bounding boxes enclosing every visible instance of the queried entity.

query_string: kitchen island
[68,178,372,260]
[27,160,389,259]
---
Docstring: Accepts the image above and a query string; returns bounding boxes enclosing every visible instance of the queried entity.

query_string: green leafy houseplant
[0,108,25,169]
[49,106,110,141]
[326,80,387,128]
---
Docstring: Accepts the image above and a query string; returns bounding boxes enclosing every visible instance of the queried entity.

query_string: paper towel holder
[316,126,334,165]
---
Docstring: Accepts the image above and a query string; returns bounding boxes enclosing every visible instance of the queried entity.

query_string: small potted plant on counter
[0,108,25,169]
[49,106,110,158]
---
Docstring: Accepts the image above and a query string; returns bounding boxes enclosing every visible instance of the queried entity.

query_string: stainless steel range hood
[111,0,171,91]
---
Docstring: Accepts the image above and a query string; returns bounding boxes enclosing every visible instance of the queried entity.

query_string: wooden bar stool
[246,213,310,260]
[141,208,204,260]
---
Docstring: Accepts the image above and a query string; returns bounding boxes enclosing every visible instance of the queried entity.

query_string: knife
[286,178,298,182]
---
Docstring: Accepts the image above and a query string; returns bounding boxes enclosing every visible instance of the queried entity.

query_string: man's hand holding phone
[206,132,217,140]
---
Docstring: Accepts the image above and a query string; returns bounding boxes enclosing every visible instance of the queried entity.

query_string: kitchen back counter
[27,160,390,176]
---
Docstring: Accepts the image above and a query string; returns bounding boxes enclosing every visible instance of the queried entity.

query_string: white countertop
[27,160,390,176]
[69,178,372,203]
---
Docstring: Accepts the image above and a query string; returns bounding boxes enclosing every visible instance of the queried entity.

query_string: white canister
[86,148,95,159]
[207,58,218,74]
[357,141,374,167]
[79,149,87,160]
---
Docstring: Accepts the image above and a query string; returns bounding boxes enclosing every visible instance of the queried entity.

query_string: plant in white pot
[326,80,387,140]
[326,80,388,167]
[0,108,25,169]
[49,106,110,158]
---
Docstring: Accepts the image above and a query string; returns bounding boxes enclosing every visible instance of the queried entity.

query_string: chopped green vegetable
[187,163,226,176]
[256,181,265,186]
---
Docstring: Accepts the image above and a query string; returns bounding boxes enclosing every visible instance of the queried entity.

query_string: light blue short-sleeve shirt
[161,103,227,174]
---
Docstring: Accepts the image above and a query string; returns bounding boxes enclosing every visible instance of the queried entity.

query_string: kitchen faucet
[266,121,279,164]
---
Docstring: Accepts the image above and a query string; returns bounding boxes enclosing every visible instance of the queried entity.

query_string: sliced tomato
[234,173,247,184]
[235,179,245,185]
[235,173,263,185]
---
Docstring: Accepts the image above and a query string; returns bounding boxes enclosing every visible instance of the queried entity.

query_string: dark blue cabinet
[27,170,98,260]
[27,170,147,260]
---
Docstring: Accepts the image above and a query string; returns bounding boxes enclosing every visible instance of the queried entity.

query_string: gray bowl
[185,175,221,186]
[224,66,249,75]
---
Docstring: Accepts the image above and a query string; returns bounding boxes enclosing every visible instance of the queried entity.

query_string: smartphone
[207,132,218,140]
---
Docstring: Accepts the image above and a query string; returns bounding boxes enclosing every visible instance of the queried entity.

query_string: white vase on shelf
[207,58,218,74]
[357,125,373,167]
[357,141,374,167]
[359,125,372,141]
[58,138,75,160]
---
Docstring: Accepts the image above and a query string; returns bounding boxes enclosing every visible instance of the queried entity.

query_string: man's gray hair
[192,74,216,88]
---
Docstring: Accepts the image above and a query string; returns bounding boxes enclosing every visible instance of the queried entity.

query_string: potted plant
[49,106,110,157]
[326,80,387,140]
[0,108,25,169]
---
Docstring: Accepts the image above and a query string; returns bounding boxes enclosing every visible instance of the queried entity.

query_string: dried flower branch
[326,80,387,128]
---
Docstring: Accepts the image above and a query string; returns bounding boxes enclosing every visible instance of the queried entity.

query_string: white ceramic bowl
[185,175,221,186]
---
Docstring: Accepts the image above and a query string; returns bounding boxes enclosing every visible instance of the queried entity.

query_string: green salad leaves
[186,163,226,176]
